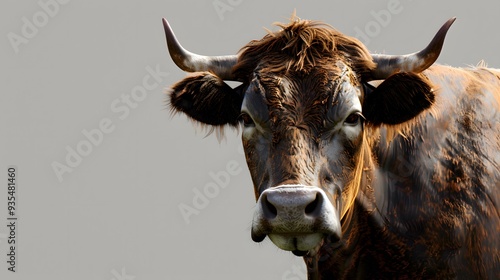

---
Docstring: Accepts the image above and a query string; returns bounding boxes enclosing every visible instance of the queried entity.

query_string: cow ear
[362,72,434,126]
[170,72,243,127]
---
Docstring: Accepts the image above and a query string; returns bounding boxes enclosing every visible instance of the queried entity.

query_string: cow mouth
[252,227,342,255]
[257,232,339,256]
[268,232,323,252]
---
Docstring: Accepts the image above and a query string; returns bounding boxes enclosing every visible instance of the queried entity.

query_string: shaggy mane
[234,16,376,80]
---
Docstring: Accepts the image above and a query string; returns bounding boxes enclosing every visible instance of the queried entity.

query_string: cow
[163,16,500,279]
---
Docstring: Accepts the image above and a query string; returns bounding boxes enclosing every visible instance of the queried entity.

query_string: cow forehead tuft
[233,18,376,81]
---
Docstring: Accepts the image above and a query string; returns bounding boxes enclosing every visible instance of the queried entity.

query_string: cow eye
[344,112,364,126]
[239,113,255,127]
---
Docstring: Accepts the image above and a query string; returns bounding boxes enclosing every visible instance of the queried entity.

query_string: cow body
[311,65,500,279]
[163,16,500,279]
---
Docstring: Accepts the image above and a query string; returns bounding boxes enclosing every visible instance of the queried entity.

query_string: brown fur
[169,72,243,127]
[233,17,376,81]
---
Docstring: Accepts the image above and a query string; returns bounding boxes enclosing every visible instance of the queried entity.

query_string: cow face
[165,17,452,256]
[241,64,363,253]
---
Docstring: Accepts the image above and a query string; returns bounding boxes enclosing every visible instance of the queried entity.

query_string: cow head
[165,17,454,256]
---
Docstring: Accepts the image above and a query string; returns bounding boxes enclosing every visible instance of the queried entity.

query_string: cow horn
[370,17,456,80]
[162,18,238,80]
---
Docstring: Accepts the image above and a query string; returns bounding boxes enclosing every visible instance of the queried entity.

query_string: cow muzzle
[251,185,341,256]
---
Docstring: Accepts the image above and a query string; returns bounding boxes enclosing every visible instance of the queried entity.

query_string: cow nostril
[328,233,341,244]
[262,195,278,219]
[305,193,321,215]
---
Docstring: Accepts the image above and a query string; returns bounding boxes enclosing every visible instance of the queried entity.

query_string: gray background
[1,0,499,279]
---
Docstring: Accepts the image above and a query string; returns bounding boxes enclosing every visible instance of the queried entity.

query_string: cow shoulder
[363,72,434,126]
[169,72,243,127]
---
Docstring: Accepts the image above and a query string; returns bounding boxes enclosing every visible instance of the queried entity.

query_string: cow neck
[303,135,383,279]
